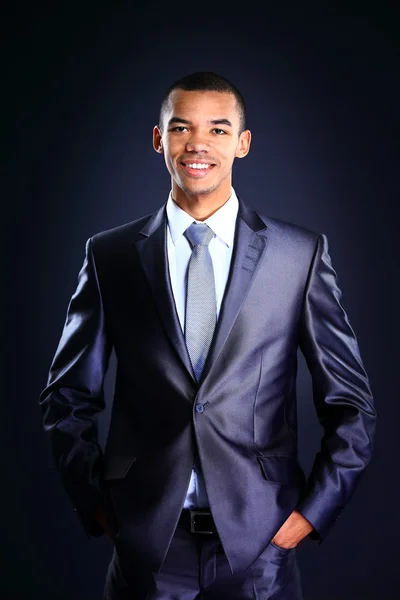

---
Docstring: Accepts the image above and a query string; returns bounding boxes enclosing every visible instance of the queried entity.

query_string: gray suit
[39,197,376,593]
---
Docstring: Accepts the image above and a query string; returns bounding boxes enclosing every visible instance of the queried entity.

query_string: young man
[39,72,376,599]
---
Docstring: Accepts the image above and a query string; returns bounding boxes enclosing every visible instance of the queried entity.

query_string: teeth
[186,163,210,169]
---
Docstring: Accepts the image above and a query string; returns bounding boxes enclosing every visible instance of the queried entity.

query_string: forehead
[165,89,240,125]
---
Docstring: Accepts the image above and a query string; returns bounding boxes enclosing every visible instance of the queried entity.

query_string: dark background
[5,6,399,600]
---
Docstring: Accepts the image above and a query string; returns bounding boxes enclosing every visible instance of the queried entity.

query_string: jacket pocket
[256,455,304,487]
[103,455,137,481]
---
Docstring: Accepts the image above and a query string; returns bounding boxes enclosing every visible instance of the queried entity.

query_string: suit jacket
[39,197,376,574]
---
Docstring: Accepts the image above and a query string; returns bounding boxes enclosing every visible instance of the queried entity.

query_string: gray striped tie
[184,222,217,382]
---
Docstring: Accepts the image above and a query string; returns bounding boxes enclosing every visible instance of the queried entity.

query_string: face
[153,90,251,206]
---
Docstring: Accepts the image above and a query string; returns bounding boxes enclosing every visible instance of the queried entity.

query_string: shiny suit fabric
[103,525,303,599]
[39,198,376,591]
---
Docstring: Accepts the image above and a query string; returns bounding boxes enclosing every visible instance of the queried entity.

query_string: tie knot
[184,222,214,248]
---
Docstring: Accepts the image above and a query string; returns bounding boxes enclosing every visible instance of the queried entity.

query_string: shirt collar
[166,187,239,248]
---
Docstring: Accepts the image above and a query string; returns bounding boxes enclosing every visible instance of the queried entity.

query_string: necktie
[184,222,217,382]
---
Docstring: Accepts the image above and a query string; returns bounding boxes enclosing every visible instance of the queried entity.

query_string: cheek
[219,141,237,158]
[163,144,179,166]
[218,148,236,168]
[162,147,174,166]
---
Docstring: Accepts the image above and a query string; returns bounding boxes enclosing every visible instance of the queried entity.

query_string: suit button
[195,404,205,413]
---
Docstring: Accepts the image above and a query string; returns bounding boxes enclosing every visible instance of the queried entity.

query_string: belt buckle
[190,510,214,535]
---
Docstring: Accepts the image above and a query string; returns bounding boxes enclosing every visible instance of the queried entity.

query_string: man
[39,72,376,599]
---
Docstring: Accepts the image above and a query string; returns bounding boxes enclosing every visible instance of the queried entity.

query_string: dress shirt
[166,187,239,508]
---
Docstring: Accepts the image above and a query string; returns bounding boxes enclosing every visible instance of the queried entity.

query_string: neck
[172,185,232,221]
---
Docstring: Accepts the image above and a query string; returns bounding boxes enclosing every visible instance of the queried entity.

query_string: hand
[94,507,115,542]
[271,510,314,550]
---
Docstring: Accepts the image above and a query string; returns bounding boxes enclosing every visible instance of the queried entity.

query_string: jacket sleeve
[39,237,112,538]
[296,233,377,541]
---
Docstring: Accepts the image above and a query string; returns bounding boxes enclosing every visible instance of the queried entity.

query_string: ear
[153,125,163,153]
[235,129,251,158]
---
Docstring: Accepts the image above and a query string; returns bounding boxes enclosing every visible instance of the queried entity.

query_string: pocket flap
[257,455,304,487]
[103,455,137,480]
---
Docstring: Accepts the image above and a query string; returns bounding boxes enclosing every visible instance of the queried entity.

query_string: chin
[182,182,218,196]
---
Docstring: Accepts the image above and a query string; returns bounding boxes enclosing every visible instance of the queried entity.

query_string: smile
[180,162,215,177]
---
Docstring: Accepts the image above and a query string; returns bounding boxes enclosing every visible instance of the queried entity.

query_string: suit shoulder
[262,214,320,241]
[89,211,156,249]
[253,212,322,268]
[257,213,321,249]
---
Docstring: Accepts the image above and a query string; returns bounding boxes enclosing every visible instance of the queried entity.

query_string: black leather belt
[178,509,218,535]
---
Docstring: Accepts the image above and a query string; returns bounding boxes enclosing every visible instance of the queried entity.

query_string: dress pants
[103,522,303,600]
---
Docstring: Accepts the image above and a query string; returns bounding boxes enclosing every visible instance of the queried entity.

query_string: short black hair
[159,71,247,134]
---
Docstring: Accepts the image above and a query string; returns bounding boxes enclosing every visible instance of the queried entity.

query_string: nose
[185,132,211,153]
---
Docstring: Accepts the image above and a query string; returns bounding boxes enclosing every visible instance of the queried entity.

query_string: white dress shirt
[166,187,239,508]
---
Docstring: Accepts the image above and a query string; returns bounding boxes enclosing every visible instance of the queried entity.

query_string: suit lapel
[199,199,268,384]
[134,198,268,387]
[134,205,195,380]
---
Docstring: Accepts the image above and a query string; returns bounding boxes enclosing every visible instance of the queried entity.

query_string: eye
[170,126,188,132]
[212,128,226,135]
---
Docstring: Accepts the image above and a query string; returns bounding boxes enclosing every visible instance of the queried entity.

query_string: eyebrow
[168,117,233,127]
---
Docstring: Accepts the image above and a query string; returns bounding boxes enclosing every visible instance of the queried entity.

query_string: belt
[177,509,218,535]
